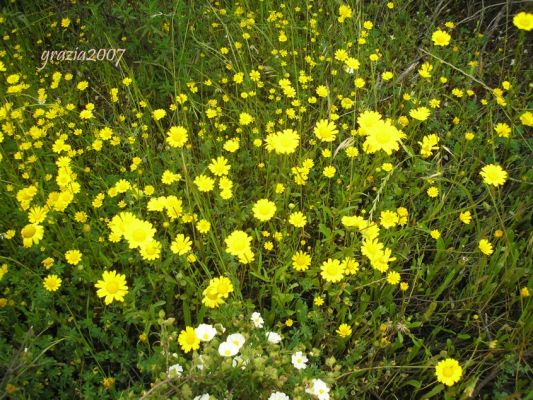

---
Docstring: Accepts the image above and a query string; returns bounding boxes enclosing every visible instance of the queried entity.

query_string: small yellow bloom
[102,377,115,389]
[479,239,493,255]
[43,274,62,292]
[430,230,441,240]
[432,29,451,46]
[65,249,82,266]
[386,271,401,285]
[480,164,507,187]
[435,358,463,386]
[178,326,200,353]
[513,12,533,31]
[336,323,352,337]
[459,211,472,224]
[152,109,166,121]
[95,270,128,304]
[314,296,324,306]
[427,186,439,198]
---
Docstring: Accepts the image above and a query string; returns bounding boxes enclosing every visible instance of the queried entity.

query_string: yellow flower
[427,186,439,198]
[252,199,277,222]
[314,119,338,142]
[435,358,463,386]
[480,164,507,187]
[171,234,192,255]
[178,326,200,353]
[43,274,62,292]
[323,166,336,178]
[520,111,533,127]
[202,276,234,308]
[208,156,230,176]
[382,71,394,81]
[336,323,352,337]
[288,211,307,228]
[239,112,254,125]
[196,219,211,234]
[152,109,166,121]
[418,62,433,78]
[140,240,162,261]
[362,120,404,155]
[334,49,348,62]
[513,12,533,31]
[418,134,439,158]
[432,29,451,46]
[166,126,188,148]
[520,287,530,297]
[292,251,311,272]
[65,249,82,265]
[42,257,55,269]
[494,122,511,138]
[409,106,430,121]
[225,230,252,256]
[342,257,359,275]
[430,230,441,240]
[21,223,44,248]
[194,175,215,192]
[265,129,300,155]
[386,271,401,285]
[338,4,352,23]
[479,239,493,255]
[320,258,345,283]
[76,81,88,91]
[95,270,128,304]
[123,219,155,249]
[314,296,324,306]
[102,377,115,389]
[459,211,472,224]
[316,85,329,98]
[464,131,475,141]
[346,146,359,158]
[380,210,399,229]
[0,264,7,280]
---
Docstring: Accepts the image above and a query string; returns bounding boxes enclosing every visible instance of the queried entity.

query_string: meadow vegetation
[0,1,532,399]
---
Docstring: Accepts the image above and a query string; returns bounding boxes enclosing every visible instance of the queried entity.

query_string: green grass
[0,0,532,399]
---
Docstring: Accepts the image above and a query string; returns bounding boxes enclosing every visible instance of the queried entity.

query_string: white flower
[193,394,210,400]
[218,341,239,357]
[268,392,290,400]
[291,351,308,370]
[226,333,245,349]
[168,363,183,377]
[305,379,330,400]
[251,311,264,328]
[195,323,217,342]
[266,331,282,344]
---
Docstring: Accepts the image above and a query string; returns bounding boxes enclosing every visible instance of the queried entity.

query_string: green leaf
[422,384,444,399]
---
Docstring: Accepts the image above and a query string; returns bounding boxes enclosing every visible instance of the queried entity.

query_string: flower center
[106,281,119,294]
[23,226,36,238]
[132,230,146,243]
[375,129,391,144]
[442,366,454,377]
